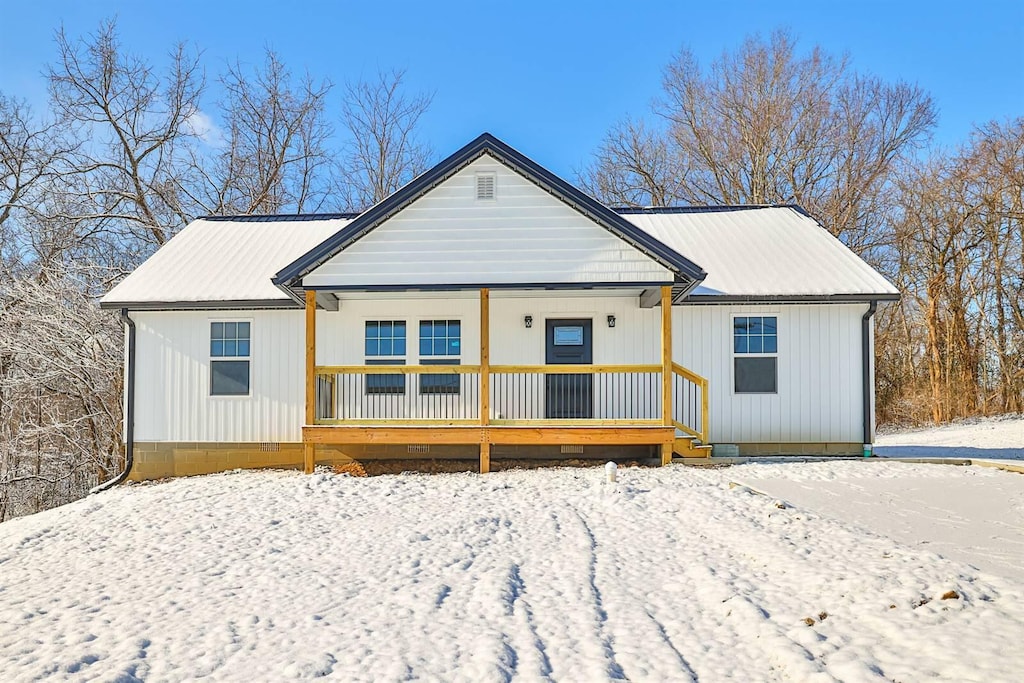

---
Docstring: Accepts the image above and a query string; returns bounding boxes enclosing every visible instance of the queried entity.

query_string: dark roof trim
[303,280,673,293]
[201,212,361,222]
[272,133,707,287]
[99,299,299,311]
[613,204,808,215]
[679,293,900,305]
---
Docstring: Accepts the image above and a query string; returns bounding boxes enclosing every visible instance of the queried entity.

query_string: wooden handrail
[316,364,663,375]
[316,365,481,374]
[491,364,662,374]
[671,362,709,444]
[671,362,707,388]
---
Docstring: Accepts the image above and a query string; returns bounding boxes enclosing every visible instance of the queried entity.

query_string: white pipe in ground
[605,461,618,483]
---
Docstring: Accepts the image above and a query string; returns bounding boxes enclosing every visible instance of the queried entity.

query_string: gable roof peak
[272,132,706,291]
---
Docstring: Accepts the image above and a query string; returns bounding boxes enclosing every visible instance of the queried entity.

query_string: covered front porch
[300,286,709,473]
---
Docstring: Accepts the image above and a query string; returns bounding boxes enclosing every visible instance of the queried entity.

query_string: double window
[210,321,250,396]
[363,320,462,395]
[733,316,778,394]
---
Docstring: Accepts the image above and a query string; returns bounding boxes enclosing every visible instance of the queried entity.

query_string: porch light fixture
[607,315,616,328]
[524,315,533,328]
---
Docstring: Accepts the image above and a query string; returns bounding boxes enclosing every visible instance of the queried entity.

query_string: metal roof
[624,206,898,300]
[99,217,350,309]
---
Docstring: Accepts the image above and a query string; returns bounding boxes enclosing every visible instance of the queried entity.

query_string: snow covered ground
[736,416,1024,584]
[735,459,1024,581]
[2,460,1024,681]
[875,414,1024,461]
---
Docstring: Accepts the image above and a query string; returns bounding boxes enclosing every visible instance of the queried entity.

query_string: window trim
[209,317,253,398]
[731,313,779,395]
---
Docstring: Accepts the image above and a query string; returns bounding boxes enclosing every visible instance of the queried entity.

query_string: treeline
[580,31,1023,427]
[0,24,1020,519]
[0,21,433,519]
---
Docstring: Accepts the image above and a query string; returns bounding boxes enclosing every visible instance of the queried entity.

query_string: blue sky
[1,0,1021,177]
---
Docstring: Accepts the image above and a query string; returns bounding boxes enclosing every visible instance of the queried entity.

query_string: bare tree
[578,117,688,207]
[192,50,334,215]
[0,267,122,521]
[338,69,433,210]
[583,30,937,253]
[0,95,77,273]
[47,19,204,249]
[884,119,1023,424]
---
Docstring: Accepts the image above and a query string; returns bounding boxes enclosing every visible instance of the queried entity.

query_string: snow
[2,462,1024,681]
[100,217,349,307]
[625,207,898,298]
[736,460,1024,581]
[875,414,1024,462]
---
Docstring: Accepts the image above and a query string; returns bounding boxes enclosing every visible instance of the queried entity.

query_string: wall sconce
[607,315,616,328]
[524,315,533,328]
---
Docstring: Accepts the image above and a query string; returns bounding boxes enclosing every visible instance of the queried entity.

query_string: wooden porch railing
[315,365,482,425]
[672,362,709,444]
[313,363,701,426]
[312,362,709,443]
[489,364,663,424]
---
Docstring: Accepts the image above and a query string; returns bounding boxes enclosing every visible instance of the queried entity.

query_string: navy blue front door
[545,319,593,419]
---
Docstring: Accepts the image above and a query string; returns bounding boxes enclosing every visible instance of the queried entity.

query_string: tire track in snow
[578,503,699,682]
[512,503,627,682]
[583,479,835,681]
[572,510,627,681]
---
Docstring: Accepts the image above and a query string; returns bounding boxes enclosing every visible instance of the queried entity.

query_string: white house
[99,133,898,480]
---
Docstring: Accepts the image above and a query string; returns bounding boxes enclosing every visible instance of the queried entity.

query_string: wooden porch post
[304,290,316,474]
[661,285,674,466]
[479,288,491,473]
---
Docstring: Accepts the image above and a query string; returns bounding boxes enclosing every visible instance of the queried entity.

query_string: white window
[210,321,250,396]
[733,316,777,394]
[365,321,406,394]
[419,320,461,395]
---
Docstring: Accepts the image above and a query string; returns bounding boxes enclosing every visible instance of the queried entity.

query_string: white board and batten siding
[302,156,673,288]
[676,303,869,444]
[133,310,306,443]
[131,297,869,446]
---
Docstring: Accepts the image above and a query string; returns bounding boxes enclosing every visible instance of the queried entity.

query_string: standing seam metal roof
[99,205,896,308]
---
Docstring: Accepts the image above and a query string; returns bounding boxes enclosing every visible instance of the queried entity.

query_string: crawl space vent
[260,443,280,452]
[560,445,584,455]
[476,173,496,200]
[408,444,430,454]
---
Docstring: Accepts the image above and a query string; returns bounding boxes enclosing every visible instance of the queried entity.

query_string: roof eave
[99,298,301,311]
[679,292,901,304]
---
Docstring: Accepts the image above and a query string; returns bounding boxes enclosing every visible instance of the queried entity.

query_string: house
[99,133,899,480]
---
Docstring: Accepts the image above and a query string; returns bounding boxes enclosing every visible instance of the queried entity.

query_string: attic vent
[476,173,496,200]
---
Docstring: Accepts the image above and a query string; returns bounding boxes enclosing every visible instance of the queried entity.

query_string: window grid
[419,320,461,357]
[733,316,778,355]
[365,321,407,357]
[211,321,251,357]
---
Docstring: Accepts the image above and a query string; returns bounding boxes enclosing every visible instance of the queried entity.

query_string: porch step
[672,435,712,459]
